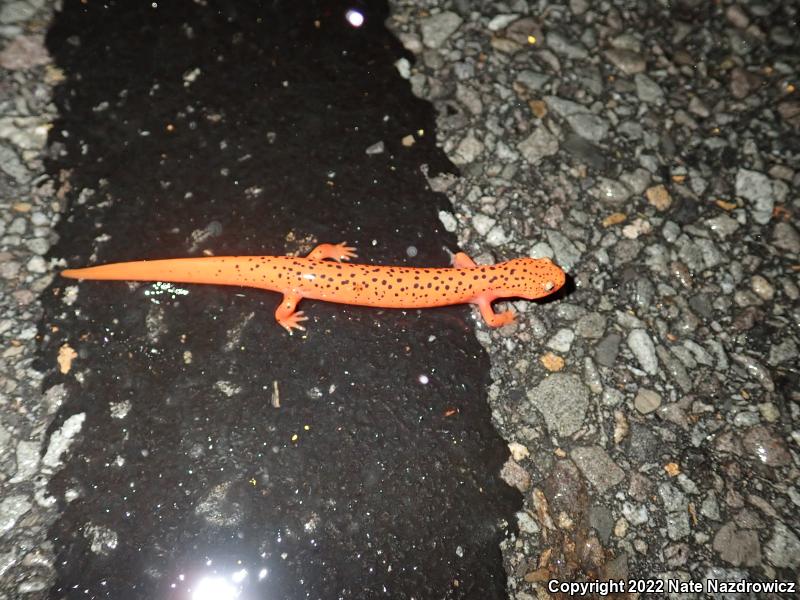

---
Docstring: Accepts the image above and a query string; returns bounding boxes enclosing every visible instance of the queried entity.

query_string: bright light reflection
[345,9,364,27]
[192,576,239,600]
[232,569,248,583]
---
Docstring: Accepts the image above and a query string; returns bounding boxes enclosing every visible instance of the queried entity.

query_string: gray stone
[659,482,686,513]
[0,34,49,70]
[701,493,720,521]
[420,11,463,49]
[742,425,791,467]
[0,495,31,535]
[769,338,798,366]
[626,329,658,374]
[518,127,559,164]
[595,333,621,367]
[666,511,691,540]
[42,413,86,468]
[772,222,800,254]
[735,168,775,225]
[565,112,609,142]
[0,1,36,24]
[634,389,661,414]
[526,373,590,438]
[547,328,575,353]
[10,440,40,483]
[471,214,496,236]
[575,312,606,339]
[452,133,483,165]
[634,73,664,104]
[547,31,588,59]
[706,214,740,238]
[764,521,800,569]
[455,83,482,115]
[713,522,762,566]
[545,229,582,269]
[0,143,29,183]
[591,177,632,204]
[605,48,646,74]
[570,446,625,494]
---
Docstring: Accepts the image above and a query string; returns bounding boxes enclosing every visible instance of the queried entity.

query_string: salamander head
[503,257,566,300]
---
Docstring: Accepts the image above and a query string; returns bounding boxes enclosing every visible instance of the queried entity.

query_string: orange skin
[62,242,566,333]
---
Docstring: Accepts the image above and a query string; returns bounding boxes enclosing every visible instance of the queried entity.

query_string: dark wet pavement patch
[39,0,519,598]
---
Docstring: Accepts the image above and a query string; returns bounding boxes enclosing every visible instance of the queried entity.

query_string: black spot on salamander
[341,280,350,285]
[381,280,387,285]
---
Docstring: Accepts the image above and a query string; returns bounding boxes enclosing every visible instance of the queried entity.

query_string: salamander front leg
[275,292,307,334]
[307,242,357,262]
[476,295,515,328]
[452,252,477,268]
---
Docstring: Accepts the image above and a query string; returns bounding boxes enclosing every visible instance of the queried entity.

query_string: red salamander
[61,242,566,333]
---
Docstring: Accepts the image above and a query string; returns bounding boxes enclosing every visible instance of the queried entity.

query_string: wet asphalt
[35,0,517,598]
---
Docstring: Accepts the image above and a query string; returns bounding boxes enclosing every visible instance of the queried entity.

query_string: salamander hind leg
[275,292,308,334]
[307,242,357,262]
[453,252,477,268]
[476,296,515,328]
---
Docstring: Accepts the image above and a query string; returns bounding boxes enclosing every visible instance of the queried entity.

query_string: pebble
[688,97,710,118]
[546,328,574,353]
[0,143,30,183]
[750,274,774,301]
[42,413,86,469]
[768,338,797,366]
[0,34,49,69]
[634,73,664,104]
[546,31,588,60]
[645,184,672,211]
[570,446,625,494]
[365,141,385,155]
[545,230,582,269]
[764,521,800,569]
[518,126,558,164]
[592,177,632,205]
[26,255,47,273]
[0,1,36,24]
[604,48,646,74]
[735,168,775,225]
[634,389,661,414]
[595,333,621,367]
[713,522,761,566]
[0,495,31,535]
[420,11,462,49]
[705,214,739,238]
[772,222,800,254]
[471,214,496,236]
[731,353,775,391]
[526,373,589,438]
[626,329,658,375]
[741,425,790,467]
[9,440,40,483]
[452,133,483,164]
[437,210,457,232]
[575,312,605,339]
